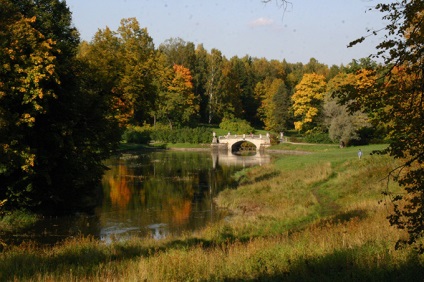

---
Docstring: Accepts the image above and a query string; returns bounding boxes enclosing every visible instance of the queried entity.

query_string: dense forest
[78,17,383,144]
[1,0,423,252]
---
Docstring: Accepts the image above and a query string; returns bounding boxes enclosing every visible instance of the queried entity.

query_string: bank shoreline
[119,142,314,155]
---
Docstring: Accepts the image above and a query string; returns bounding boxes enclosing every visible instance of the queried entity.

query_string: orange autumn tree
[157,64,199,129]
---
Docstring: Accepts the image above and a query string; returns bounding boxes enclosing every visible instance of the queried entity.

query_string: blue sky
[65,0,387,66]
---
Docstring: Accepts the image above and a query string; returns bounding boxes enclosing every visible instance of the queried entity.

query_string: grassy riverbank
[1,144,423,281]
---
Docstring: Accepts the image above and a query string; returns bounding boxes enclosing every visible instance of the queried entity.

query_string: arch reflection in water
[211,150,271,169]
[148,223,168,240]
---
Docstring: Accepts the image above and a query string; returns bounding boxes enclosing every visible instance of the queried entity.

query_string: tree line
[1,0,423,253]
[79,17,385,145]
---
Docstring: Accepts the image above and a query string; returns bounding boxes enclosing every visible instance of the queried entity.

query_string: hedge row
[122,126,213,144]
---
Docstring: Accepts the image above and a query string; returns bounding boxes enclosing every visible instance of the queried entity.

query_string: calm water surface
[10,150,271,244]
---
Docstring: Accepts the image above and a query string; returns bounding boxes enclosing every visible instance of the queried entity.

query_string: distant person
[358,149,362,159]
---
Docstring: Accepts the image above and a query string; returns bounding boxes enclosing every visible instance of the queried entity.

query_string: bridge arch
[231,140,257,152]
[212,134,271,152]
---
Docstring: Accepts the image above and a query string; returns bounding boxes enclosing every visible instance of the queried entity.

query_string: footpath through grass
[1,144,423,281]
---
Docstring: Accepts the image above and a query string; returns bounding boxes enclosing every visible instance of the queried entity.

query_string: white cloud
[249,17,274,27]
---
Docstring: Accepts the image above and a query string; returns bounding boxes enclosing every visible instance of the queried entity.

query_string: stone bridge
[211,133,271,152]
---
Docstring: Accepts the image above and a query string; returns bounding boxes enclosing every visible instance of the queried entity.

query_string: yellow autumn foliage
[291,73,327,131]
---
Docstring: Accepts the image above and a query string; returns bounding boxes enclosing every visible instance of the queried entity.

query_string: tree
[79,18,158,126]
[220,56,246,120]
[117,18,157,124]
[255,78,290,132]
[291,73,327,132]
[156,64,199,129]
[193,44,209,123]
[158,37,196,71]
[77,28,127,124]
[252,58,283,82]
[238,56,259,126]
[205,49,225,124]
[0,0,121,213]
[325,73,372,145]
[328,72,375,144]
[345,1,424,253]
[304,58,329,77]
[0,3,59,208]
[344,58,379,74]
[272,80,292,132]
[283,61,304,93]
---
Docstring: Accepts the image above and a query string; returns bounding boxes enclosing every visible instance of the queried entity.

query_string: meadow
[1,144,423,281]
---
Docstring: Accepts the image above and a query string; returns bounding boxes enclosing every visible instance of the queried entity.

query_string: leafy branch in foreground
[346,0,424,253]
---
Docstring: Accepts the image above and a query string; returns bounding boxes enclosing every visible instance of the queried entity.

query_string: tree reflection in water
[100,151,271,241]
[101,151,223,241]
[7,151,271,245]
[105,164,132,209]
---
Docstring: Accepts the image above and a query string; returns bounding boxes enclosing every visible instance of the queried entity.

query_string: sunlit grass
[273,143,388,171]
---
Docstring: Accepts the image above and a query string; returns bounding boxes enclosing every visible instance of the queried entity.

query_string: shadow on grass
[236,170,281,186]
[316,209,369,228]
[225,247,424,282]
[254,171,281,183]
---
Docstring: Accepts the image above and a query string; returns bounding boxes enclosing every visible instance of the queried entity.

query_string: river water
[8,150,271,244]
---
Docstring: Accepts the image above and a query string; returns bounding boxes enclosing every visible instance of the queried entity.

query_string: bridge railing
[218,134,269,140]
